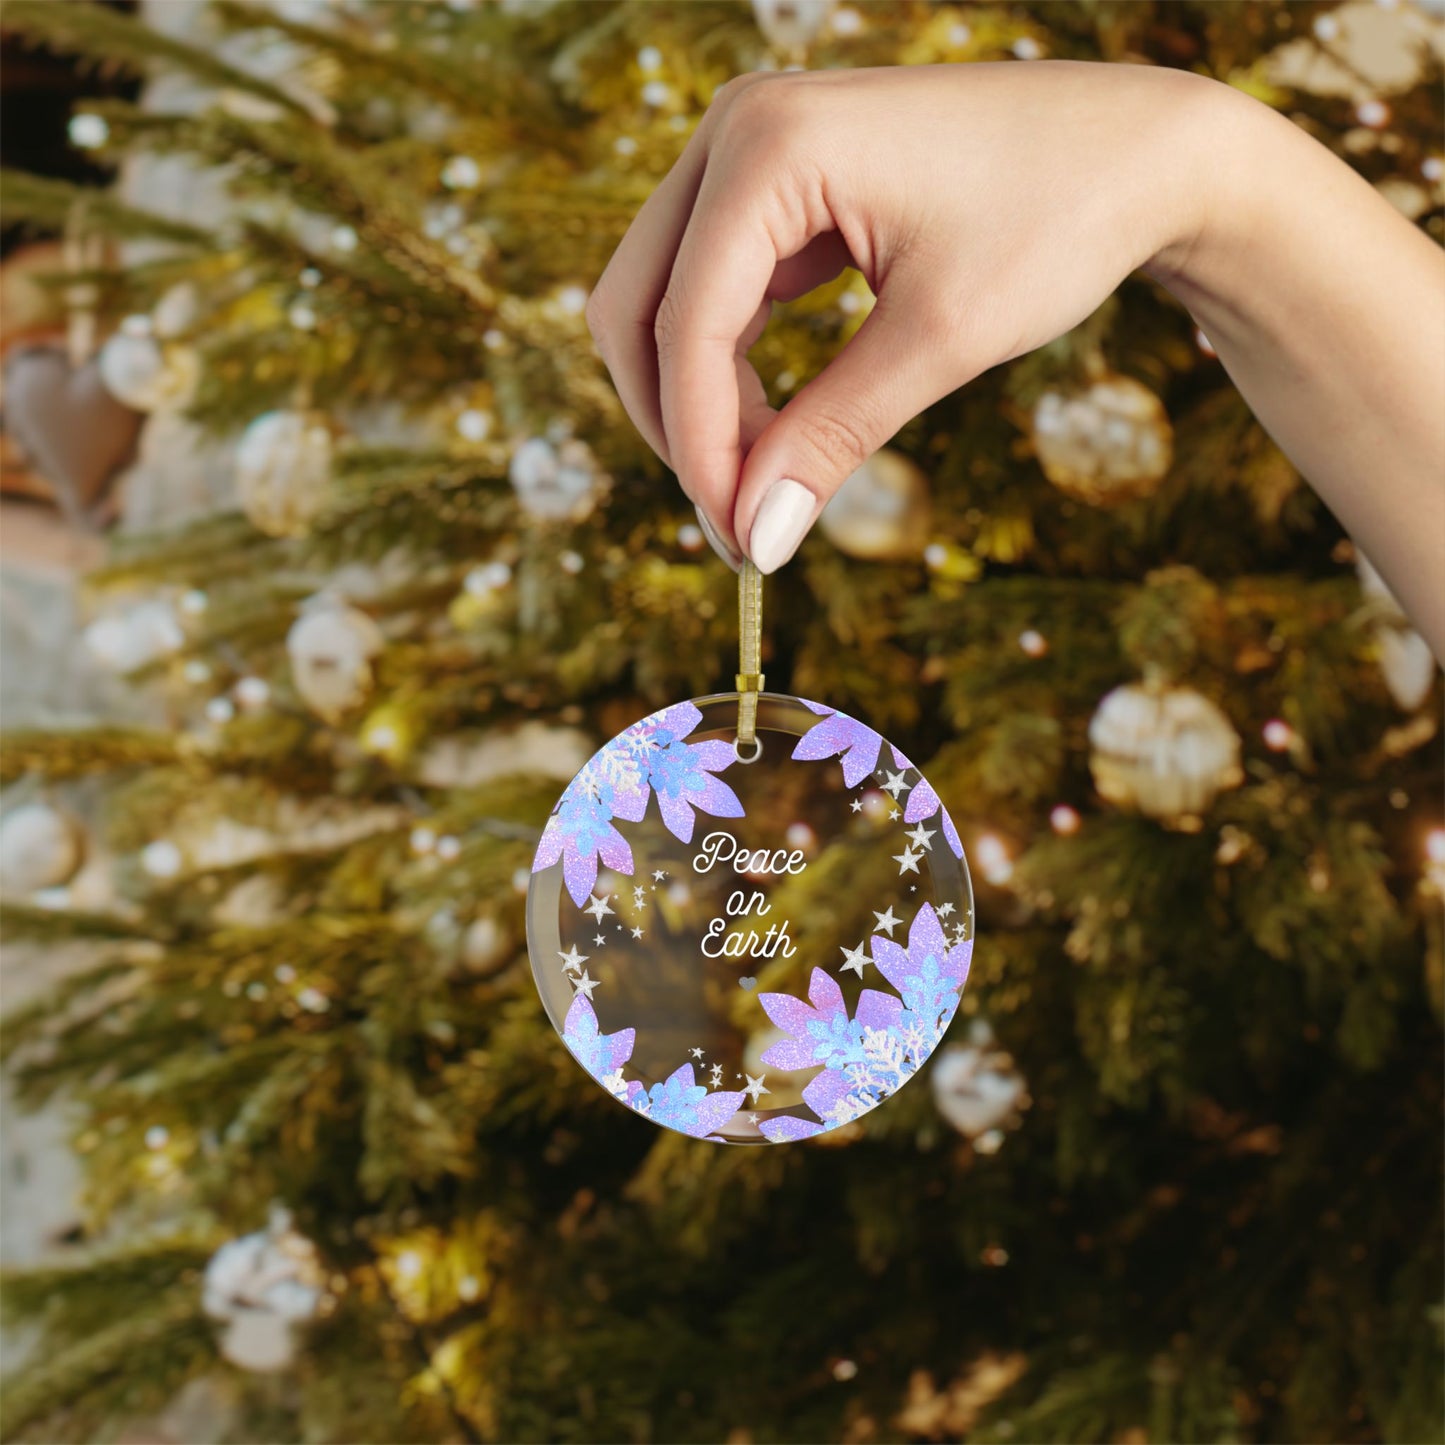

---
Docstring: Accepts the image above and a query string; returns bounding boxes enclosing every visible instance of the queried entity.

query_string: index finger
[656,159,798,545]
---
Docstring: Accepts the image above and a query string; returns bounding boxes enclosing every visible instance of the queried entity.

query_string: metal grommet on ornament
[732,735,763,765]
[527,561,974,1145]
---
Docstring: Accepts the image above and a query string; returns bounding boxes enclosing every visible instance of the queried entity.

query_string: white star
[584,893,613,921]
[889,808,901,821]
[849,798,863,813]
[894,845,923,875]
[873,906,901,936]
[571,969,598,999]
[558,945,588,972]
[937,902,956,918]
[601,1069,627,1097]
[839,941,871,977]
[906,823,936,850]
[748,1112,760,1124]
[743,1073,771,1104]
[593,933,607,946]
[690,1047,705,1060]
[631,926,644,939]
[882,769,910,799]
[652,870,666,882]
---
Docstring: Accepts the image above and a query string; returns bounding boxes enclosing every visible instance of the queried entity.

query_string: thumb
[734,285,964,574]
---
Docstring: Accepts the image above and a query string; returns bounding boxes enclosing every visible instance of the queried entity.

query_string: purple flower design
[562,994,635,1084]
[533,700,743,906]
[871,903,972,1049]
[758,969,904,1071]
[753,904,970,1143]
[791,700,885,787]
[634,1063,746,1139]
[794,702,964,860]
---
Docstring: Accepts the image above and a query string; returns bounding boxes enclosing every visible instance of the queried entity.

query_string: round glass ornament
[527,692,974,1144]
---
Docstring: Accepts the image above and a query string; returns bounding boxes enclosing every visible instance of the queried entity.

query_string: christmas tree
[2,2,1442,1441]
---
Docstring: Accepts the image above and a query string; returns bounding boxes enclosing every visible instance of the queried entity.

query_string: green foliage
[1,1,1440,1443]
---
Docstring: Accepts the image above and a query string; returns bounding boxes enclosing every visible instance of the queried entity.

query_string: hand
[586,62,1220,570]
[587,62,1445,660]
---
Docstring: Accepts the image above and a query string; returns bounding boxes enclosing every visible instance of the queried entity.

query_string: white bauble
[236,411,335,538]
[462,915,512,975]
[1357,554,1437,710]
[83,599,185,674]
[203,1208,324,1373]
[1032,374,1173,505]
[152,282,199,340]
[931,1032,1029,1140]
[98,332,198,412]
[752,0,835,53]
[0,803,84,893]
[508,436,601,521]
[286,597,384,721]
[818,448,931,562]
[1088,682,1243,823]
[218,1308,297,1373]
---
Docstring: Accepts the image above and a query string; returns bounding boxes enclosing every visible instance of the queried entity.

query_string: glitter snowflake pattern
[755,904,972,1142]
[791,701,964,859]
[534,700,744,906]
[562,995,747,1138]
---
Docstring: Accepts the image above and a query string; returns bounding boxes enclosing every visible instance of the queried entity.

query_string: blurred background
[0,2,1441,1442]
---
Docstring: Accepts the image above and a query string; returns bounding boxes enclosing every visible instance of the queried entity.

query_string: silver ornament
[83,599,185,674]
[508,435,602,521]
[0,803,84,894]
[1088,681,1243,823]
[1356,554,1437,710]
[286,597,384,722]
[818,448,931,561]
[203,1207,325,1373]
[931,1022,1029,1141]
[97,331,198,413]
[1032,374,1173,505]
[752,0,835,55]
[236,411,335,538]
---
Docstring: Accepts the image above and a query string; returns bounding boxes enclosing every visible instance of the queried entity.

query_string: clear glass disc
[527,693,974,1144]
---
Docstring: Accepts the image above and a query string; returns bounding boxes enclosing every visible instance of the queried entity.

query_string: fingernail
[748,478,816,575]
[695,505,742,571]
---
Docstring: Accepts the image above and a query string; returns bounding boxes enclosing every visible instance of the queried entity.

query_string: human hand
[585,61,1225,572]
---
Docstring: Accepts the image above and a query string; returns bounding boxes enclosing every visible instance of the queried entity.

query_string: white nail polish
[748,478,816,575]
[695,505,741,571]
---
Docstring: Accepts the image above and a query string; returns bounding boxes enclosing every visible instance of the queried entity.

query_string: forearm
[1145,84,1445,658]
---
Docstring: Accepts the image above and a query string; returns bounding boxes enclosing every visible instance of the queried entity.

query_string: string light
[234,676,270,710]
[975,833,1013,886]
[141,841,183,879]
[410,827,437,855]
[456,408,491,442]
[1049,804,1081,836]
[1262,719,1294,752]
[1018,629,1049,658]
[68,113,109,149]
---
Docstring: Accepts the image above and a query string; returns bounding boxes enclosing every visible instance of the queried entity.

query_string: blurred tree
[1,2,1442,1442]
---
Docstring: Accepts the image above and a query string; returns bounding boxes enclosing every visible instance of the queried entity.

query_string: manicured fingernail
[695,505,741,571]
[748,478,816,575]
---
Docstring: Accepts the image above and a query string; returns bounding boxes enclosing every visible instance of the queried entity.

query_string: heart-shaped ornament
[3,345,142,526]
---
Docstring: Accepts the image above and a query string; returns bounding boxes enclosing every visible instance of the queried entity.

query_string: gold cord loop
[736,559,764,754]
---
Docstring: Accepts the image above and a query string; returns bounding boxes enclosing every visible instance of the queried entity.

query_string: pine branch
[2,0,309,116]
[0,170,212,248]
[0,728,179,784]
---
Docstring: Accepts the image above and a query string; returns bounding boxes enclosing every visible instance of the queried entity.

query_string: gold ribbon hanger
[735,559,764,761]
